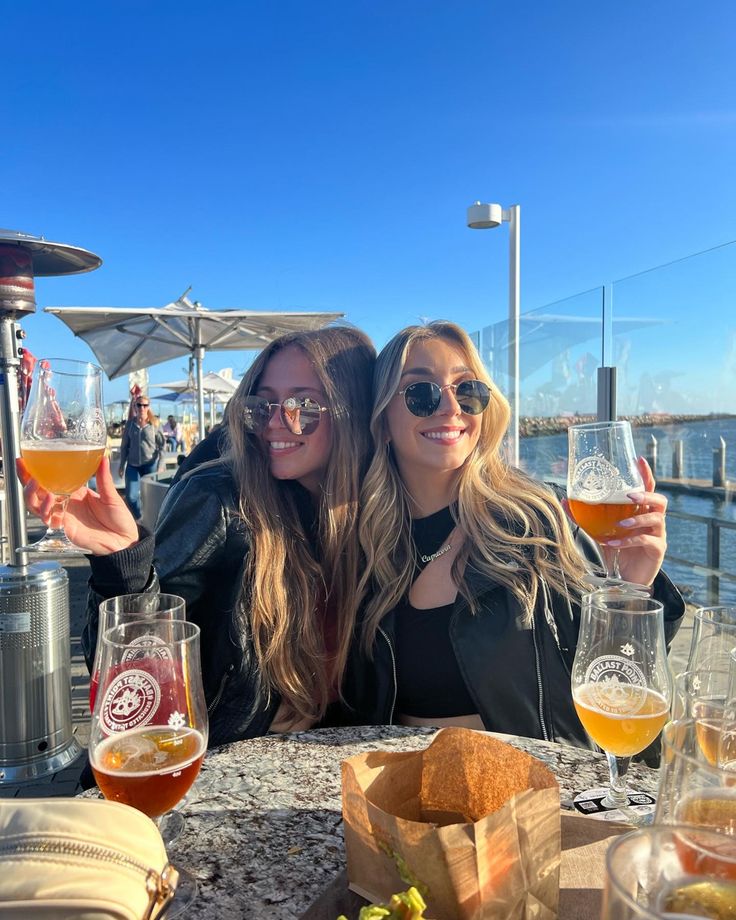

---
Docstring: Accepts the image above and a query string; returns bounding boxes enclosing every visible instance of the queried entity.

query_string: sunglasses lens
[403,382,440,417]
[243,397,271,432]
[281,398,322,435]
[456,380,490,415]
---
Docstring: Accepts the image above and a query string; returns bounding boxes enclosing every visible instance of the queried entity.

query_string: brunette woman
[348,321,683,747]
[19,326,375,745]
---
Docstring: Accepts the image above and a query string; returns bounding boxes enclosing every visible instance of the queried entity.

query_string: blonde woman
[19,326,375,745]
[348,321,683,747]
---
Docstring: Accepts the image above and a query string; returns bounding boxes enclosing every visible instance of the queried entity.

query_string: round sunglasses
[243,395,329,436]
[396,379,490,418]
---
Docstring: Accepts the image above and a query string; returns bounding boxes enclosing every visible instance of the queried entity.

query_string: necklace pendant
[420,542,452,564]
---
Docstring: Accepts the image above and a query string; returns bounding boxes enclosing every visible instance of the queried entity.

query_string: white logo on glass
[571,456,623,503]
[584,655,647,715]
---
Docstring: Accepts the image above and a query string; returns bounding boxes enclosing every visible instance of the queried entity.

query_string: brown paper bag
[341,728,561,919]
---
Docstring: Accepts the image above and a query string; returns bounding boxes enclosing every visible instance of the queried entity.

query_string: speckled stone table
[160,725,658,918]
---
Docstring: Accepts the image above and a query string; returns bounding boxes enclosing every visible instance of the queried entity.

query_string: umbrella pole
[194,342,205,443]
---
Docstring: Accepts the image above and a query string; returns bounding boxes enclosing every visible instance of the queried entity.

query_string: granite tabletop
[157,725,659,918]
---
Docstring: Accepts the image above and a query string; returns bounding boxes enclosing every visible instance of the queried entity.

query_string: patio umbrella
[46,289,343,439]
[153,371,239,429]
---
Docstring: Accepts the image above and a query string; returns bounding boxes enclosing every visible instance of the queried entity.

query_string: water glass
[656,718,736,831]
[602,825,736,918]
[672,669,729,723]
[687,606,736,673]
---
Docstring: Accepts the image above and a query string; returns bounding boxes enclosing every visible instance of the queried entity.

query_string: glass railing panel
[611,241,736,605]
[516,287,604,483]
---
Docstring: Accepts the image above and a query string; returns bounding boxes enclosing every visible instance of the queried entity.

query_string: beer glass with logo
[571,590,671,822]
[89,619,207,913]
[19,358,106,554]
[89,594,186,711]
[567,420,646,588]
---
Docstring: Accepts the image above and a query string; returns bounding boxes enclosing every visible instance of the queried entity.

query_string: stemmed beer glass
[567,420,646,589]
[19,358,106,554]
[89,619,208,914]
[571,590,671,822]
[89,594,186,712]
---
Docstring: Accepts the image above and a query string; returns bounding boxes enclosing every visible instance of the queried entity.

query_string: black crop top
[394,599,478,718]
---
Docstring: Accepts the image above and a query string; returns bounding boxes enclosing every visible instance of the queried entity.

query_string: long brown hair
[225,326,375,725]
[358,320,587,651]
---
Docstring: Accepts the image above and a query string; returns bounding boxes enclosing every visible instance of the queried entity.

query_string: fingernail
[618,518,637,527]
[605,539,623,547]
[627,493,645,503]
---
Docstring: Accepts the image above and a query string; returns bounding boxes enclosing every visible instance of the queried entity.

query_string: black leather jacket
[84,464,315,746]
[343,526,685,750]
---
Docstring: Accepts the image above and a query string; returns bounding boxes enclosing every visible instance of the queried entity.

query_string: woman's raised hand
[17,455,139,556]
[600,456,668,588]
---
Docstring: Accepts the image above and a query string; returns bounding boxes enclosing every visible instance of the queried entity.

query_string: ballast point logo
[121,635,172,664]
[571,456,621,502]
[584,655,647,714]
[101,669,161,733]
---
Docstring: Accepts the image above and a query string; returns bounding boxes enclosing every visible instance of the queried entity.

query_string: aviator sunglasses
[396,379,491,418]
[243,395,329,436]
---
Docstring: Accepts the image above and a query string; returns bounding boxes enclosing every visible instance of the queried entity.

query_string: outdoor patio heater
[0,229,101,784]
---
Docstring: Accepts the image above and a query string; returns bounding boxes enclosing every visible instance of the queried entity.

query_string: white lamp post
[466,201,521,465]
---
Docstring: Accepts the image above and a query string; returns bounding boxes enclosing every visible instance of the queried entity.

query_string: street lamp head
[467,202,504,230]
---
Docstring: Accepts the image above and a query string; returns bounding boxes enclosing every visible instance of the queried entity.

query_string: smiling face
[384,337,483,508]
[254,345,332,495]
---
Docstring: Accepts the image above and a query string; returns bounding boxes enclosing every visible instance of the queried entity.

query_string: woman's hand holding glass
[567,421,667,589]
[17,454,138,555]
[18,358,108,554]
[601,456,668,589]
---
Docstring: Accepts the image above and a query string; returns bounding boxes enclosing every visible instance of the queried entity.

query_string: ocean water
[520,417,736,605]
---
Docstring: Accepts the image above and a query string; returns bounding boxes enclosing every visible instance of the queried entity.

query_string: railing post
[672,439,684,479]
[645,434,658,476]
[706,519,721,604]
[713,437,727,488]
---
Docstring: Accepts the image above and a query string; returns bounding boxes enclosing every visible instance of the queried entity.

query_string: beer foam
[568,489,638,505]
[91,726,206,777]
[20,441,105,452]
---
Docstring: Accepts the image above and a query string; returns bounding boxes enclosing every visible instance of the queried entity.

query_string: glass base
[573,785,657,825]
[164,866,198,918]
[582,573,652,596]
[17,537,87,555]
[157,809,185,845]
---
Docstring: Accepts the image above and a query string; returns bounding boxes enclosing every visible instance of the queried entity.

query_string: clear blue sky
[6,1,736,408]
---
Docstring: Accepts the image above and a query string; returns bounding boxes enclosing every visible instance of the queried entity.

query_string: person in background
[19,326,376,747]
[347,321,683,749]
[118,397,160,519]
[161,414,183,452]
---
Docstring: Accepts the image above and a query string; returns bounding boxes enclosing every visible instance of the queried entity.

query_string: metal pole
[597,367,617,421]
[507,205,520,466]
[0,318,29,566]
[194,344,205,443]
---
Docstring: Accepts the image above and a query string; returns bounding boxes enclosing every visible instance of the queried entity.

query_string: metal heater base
[0,736,83,785]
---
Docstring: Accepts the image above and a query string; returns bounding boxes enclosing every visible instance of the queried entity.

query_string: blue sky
[6,1,736,409]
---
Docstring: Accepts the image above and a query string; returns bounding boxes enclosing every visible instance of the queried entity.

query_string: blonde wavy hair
[358,321,587,652]
[224,325,375,726]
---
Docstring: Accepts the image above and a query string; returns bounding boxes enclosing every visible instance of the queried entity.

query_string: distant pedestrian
[162,414,183,452]
[118,397,159,519]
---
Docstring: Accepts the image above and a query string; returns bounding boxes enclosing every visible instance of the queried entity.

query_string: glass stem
[46,495,70,535]
[600,545,621,579]
[602,753,631,809]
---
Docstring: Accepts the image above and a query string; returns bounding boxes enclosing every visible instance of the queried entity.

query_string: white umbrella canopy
[153,371,240,430]
[46,289,343,439]
[153,370,239,400]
